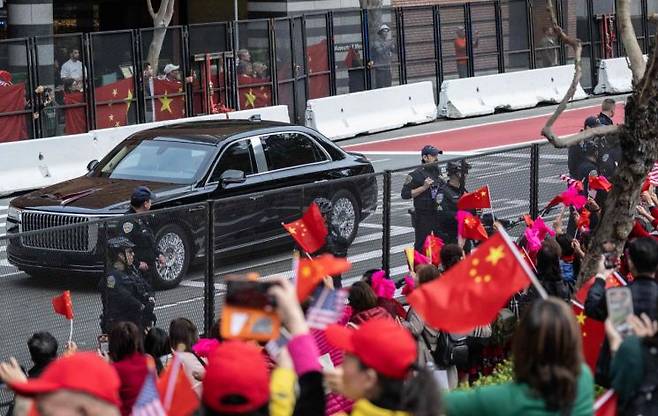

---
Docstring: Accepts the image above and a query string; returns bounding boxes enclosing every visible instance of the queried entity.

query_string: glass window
[260,133,328,171]
[210,140,256,182]
[99,139,215,184]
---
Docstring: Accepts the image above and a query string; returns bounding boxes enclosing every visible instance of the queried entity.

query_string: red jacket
[112,353,149,416]
[349,306,391,327]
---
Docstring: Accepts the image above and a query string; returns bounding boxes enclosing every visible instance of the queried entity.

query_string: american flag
[306,287,348,330]
[648,162,658,186]
[559,174,583,190]
[132,371,166,416]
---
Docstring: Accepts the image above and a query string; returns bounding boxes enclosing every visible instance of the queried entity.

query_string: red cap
[0,70,12,84]
[325,318,417,379]
[202,341,270,413]
[10,352,120,407]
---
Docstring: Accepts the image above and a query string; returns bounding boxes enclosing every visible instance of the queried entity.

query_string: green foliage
[456,359,514,390]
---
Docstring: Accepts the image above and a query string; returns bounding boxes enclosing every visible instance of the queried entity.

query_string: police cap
[107,236,135,250]
[421,145,442,157]
[584,116,601,129]
[447,161,471,175]
[130,186,153,206]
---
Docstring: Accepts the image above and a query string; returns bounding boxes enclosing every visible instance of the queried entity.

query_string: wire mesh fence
[0,142,575,412]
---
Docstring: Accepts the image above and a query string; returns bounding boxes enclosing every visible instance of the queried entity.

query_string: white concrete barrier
[594,56,647,95]
[0,105,290,196]
[438,64,588,119]
[304,82,437,140]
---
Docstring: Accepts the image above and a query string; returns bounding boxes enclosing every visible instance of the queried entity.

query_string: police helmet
[130,186,153,207]
[107,236,135,259]
[583,116,601,129]
[446,161,471,176]
[313,197,333,215]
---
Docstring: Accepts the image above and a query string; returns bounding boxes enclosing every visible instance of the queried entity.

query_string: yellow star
[480,191,487,197]
[124,89,133,113]
[301,266,312,278]
[485,245,505,266]
[287,226,297,235]
[159,91,173,113]
[112,88,118,97]
[576,312,586,326]
[108,114,114,121]
[114,121,120,127]
[244,89,257,108]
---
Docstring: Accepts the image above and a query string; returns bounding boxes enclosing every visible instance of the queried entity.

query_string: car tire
[153,224,191,289]
[330,189,360,244]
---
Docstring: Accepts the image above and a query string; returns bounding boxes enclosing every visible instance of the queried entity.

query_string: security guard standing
[123,186,165,285]
[438,161,471,244]
[401,145,444,252]
[99,237,156,333]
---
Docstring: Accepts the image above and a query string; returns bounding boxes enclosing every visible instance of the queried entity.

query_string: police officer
[438,161,471,244]
[313,197,350,288]
[566,134,600,236]
[401,145,444,251]
[123,186,165,285]
[99,237,156,333]
[597,100,620,178]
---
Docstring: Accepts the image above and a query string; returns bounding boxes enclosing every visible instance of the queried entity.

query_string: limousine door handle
[188,206,206,213]
[249,194,264,201]
[314,179,328,184]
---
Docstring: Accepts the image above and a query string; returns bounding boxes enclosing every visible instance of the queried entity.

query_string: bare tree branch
[540,1,591,147]
[165,0,175,26]
[618,0,646,83]
[146,0,156,20]
[542,125,620,148]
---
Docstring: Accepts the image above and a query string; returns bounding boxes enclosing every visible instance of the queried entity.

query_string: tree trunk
[147,27,167,74]
[577,90,658,285]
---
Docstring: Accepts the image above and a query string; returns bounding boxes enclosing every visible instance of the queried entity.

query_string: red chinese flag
[589,176,613,192]
[52,291,74,320]
[577,209,591,231]
[307,40,330,99]
[95,78,133,129]
[594,390,618,416]
[408,231,533,333]
[571,300,605,374]
[296,254,351,301]
[0,83,28,142]
[545,194,564,210]
[63,92,87,135]
[153,78,186,121]
[457,186,491,210]
[458,211,488,241]
[423,233,444,266]
[157,354,199,416]
[282,203,328,254]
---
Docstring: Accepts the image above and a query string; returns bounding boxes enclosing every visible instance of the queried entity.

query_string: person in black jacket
[122,186,165,285]
[313,197,350,288]
[401,145,444,251]
[585,237,658,387]
[437,161,471,245]
[99,237,156,333]
[26,332,58,378]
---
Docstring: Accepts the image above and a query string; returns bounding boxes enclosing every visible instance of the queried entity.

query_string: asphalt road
[0,96,605,385]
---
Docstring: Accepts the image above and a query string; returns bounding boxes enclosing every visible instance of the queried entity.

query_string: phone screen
[97,335,109,354]
[606,287,634,337]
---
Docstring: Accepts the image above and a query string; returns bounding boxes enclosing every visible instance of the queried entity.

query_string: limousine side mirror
[220,169,246,187]
[87,160,99,172]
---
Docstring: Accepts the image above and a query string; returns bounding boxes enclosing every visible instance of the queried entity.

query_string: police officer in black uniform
[313,197,350,288]
[438,161,471,244]
[401,145,444,252]
[99,237,156,333]
[597,100,620,178]
[123,186,165,285]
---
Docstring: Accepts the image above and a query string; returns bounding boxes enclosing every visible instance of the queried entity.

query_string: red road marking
[345,104,625,153]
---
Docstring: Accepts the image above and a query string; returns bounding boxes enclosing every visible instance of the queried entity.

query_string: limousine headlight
[7,206,22,222]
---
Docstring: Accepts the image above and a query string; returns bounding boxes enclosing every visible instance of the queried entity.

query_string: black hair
[109,321,144,362]
[27,332,58,367]
[348,281,378,313]
[628,237,658,275]
[144,327,169,375]
[169,317,199,351]
[440,244,464,271]
[555,233,575,257]
[361,269,382,286]
[537,239,562,282]
[358,361,441,416]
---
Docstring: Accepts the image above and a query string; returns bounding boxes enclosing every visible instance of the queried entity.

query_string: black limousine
[6,119,378,288]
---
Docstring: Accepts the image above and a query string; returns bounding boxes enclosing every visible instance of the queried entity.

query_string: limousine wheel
[154,224,190,289]
[330,190,359,244]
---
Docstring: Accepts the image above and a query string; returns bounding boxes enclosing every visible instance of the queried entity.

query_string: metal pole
[204,201,215,335]
[234,0,240,51]
[382,171,392,277]
[530,144,540,219]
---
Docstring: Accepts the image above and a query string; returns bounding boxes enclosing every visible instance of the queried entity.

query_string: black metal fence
[0,141,573,410]
[0,0,654,143]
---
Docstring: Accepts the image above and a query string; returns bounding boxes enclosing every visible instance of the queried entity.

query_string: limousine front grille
[21,212,99,252]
